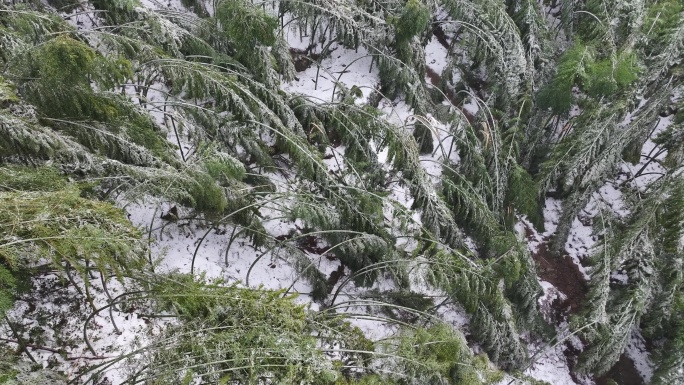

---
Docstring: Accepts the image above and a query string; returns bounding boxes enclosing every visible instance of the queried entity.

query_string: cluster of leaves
[537,43,639,115]
[0,166,146,315]
[83,273,503,385]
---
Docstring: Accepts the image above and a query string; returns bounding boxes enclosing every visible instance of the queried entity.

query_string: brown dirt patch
[523,226,588,320]
[523,225,590,383]
[523,225,643,385]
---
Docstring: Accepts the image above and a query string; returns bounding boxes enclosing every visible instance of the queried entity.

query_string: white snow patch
[378,98,414,127]
[625,328,654,383]
[540,281,567,302]
[564,216,593,280]
[610,270,629,284]
[538,281,566,323]
[424,38,449,75]
[524,341,594,385]
[123,197,312,293]
[462,97,480,117]
[543,197,562,236]
[281,30,379,104]
[0,273,164,385]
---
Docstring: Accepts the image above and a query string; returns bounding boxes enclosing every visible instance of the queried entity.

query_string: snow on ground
[124,195,315,293]
[17,3,660,384]
[0,272,164,384]
[281,44,379,104]
[564,216,593,280]
[140,0,187,11]
[561,181,630,280]
[543,197,562,235]
[282,21,380,104]
[378,98,414,126]
[526,282,595,385]
[520,197,591,281]
[557,184,626,280]
[538,281,566,319]
[462,94,481,117]
[524,341,593,385]
[516,216,543,253]
[327,273,401,341]
[515,208,594,385]
[425,37,449,75]
[625,328,655,383]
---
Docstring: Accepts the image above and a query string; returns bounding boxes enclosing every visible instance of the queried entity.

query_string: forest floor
[524,225,588,320]
[523,221,646,385]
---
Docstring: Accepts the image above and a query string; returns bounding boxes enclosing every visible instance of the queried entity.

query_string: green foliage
[28,34,130,88]
[0,264,15,319]
[651,294,684,385]
[584,52,639,98]
[0,166,67,192]
[657,181,684,255]
[90,0,140,25]
[642,0,683,56]
[0,1,681,383]
[573,180,682,375]
[128,274,339,384]
[537,43,594,114]
[0,180,146,279]
[425,248,535,370]
[642,182,684,340]
[0,165,146,333]
[0,77,18,106]
[505,165,542,229]
[386,325,505,384]
[186,171,229,213]
[393,324,468,380]
[201,147,246,183]
[214,0,279,83]
[537,43,638,114]
[216,0,278,51]
[442,163,500,242]
[653,120,684,169]
[361,289,434,321]
[412,121,435,154]
[394,0,431,44]
[375,323,504,384]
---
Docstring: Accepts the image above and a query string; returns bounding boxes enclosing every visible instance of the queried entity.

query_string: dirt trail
[523,225,588,383]
[524,226,588,321]
[523,225,645,385]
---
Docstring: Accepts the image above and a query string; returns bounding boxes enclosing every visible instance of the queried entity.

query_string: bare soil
[522,225,588,383]
[522,224,644,385]
[523,226,588,320]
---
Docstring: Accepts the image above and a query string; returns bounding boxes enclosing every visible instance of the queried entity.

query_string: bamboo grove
[0,0,682,384]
